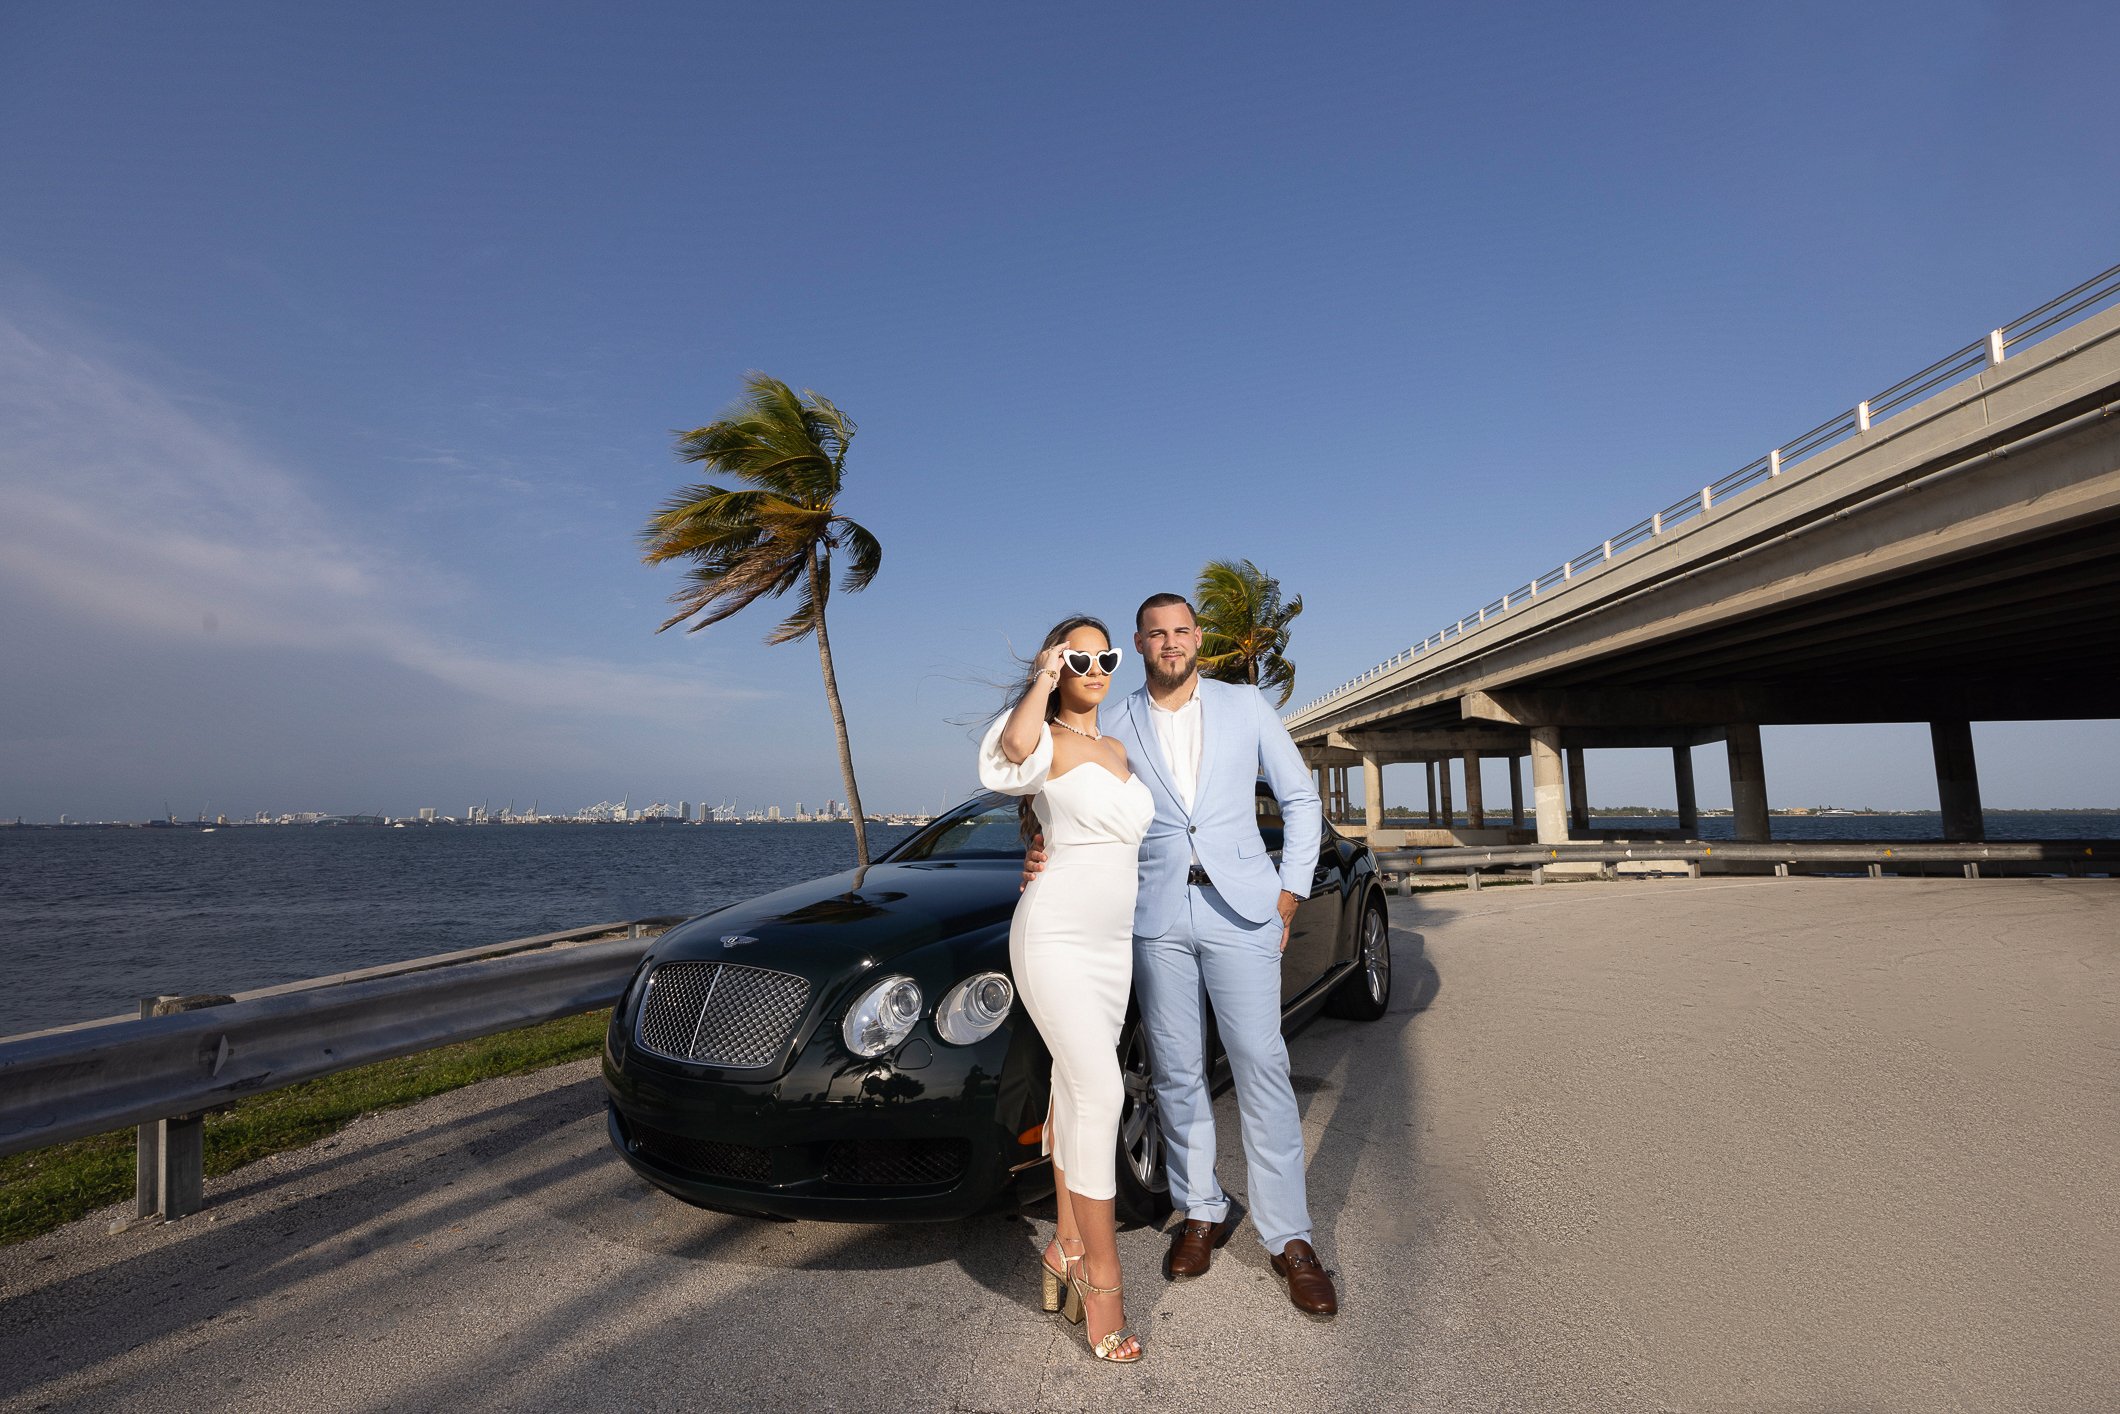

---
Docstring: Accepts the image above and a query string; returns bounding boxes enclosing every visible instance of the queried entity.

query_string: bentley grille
[634,960,812,1067]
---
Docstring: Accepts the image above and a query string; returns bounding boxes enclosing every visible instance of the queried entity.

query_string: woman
[980,615,1154,1364]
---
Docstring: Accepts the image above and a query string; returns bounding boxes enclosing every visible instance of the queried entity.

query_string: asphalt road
[3,877,2115,1413]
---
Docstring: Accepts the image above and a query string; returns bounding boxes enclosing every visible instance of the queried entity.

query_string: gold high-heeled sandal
[1040,1238,1083,1314]
[1067,1271,1144,1363]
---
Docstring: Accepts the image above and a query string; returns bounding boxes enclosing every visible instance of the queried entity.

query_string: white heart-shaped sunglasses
[1062,648,1123,676]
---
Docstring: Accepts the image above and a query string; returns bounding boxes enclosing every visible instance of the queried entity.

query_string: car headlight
[841,974,924,1058]
[934,971,1014,1045]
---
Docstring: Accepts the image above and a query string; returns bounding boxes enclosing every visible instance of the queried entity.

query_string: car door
[1257,788,1342,1004]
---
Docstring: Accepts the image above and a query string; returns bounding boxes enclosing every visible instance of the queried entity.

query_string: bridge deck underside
[1516,515,2120,722]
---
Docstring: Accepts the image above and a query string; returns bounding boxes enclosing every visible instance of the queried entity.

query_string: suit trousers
[1132,882,1312,1254]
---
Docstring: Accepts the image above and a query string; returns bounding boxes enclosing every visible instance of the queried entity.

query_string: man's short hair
[1135,593,1195,630]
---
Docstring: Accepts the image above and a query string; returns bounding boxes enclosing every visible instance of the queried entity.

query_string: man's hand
[1021,833,1047,892]
[1277,890,1299,953]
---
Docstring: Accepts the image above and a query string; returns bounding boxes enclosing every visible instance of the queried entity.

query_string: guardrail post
[1856,400,1871,432]
[129,998,162,1226]
[1651,511,1663,536]
[1602,539,1612,561]
[1466,869,1481,892]
[1963,862,1981,880]
[1986,329,2005,366]
[1532,864,1546,886]
[1700,486,1713,513]
[1768,449,1782,477]
[1686,860,1700,879]
[1773,862,1789,878]
[120,993,233,1229]
[1868,863,1882,879]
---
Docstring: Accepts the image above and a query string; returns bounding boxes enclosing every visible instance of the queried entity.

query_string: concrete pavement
[3,877,2114,1412]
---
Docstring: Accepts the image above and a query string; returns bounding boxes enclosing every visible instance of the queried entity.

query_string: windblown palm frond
[640,372,882,863]
[1195,558,1303,707]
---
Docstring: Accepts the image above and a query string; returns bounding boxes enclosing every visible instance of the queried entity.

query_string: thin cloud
[0,308,755,729]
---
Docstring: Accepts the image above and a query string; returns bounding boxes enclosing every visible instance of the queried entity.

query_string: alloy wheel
[1362,908,1390,1004]
[1119,1024,1167,1191]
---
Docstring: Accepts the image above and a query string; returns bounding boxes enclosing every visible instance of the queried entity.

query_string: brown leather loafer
[1162,1205,1243,1281]
[1269,1239,1339,1318]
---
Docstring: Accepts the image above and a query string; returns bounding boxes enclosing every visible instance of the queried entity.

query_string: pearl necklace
[1052,717,1102,741]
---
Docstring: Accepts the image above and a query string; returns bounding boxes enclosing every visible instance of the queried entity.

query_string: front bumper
[602,1023,1046,1223]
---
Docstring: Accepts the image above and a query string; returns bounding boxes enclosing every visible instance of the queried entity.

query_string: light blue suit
[1101,677,1323,1253]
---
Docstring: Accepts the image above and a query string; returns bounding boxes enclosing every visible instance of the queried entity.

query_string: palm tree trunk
[808,547,870,866]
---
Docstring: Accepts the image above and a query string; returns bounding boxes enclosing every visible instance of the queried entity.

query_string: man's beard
[1143,649,1197,693]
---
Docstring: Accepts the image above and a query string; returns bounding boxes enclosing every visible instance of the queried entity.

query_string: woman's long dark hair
[1002,614,1110,842]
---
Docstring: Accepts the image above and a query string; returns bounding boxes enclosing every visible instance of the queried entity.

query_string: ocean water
[3,812,2113,1037]
[0,823,919,1036]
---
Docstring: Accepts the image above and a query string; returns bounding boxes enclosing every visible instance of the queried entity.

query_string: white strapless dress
[979,716,1155,1200]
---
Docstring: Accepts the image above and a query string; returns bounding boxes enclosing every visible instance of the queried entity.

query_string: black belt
[1186,864,1213,888]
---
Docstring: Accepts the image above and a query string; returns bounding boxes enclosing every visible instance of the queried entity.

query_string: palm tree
[1195,558,1303,707]
[642,373,881,865]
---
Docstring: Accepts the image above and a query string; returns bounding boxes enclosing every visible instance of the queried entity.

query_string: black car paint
[602,792,1386,1223]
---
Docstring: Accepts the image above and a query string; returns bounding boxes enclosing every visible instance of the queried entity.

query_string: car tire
[1324,900,1391,1021]
[1112,1012,1174,1227]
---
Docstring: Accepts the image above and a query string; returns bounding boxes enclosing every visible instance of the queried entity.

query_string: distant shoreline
[9,807,2117,831]
[0,817,937,831]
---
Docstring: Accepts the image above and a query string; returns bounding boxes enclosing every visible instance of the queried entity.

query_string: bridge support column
[1530,728,1568,844]
[1462,750,1484,829]
[1508,755,1524,829]
[1566,748,1589,834]
[1425,761,1438,824]
[1930,720,1985,841]
[1673,746,1699,837]
[1362,753,1384,836]
[1726,724,1771,841]
[1439,758,1454,828]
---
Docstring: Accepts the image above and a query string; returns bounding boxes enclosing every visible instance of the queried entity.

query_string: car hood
[646,859,1020,987]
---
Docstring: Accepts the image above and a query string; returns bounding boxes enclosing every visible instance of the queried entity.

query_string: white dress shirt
[1149,689,1204,866]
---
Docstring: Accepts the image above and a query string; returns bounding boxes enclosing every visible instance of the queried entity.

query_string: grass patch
[0,1008,610,1248]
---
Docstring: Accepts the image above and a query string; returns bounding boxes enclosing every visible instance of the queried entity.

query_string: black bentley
[601,785,1392,1224]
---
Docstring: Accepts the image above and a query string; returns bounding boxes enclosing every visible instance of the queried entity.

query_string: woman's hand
[1000,648,1066,764]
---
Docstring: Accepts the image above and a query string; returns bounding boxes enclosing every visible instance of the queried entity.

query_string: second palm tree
[1195,558,1303,708]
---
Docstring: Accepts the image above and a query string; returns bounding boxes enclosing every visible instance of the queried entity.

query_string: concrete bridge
[1290,269,2120,847]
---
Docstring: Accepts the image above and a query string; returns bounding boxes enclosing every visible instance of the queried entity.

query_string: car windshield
[885,797,1028,862]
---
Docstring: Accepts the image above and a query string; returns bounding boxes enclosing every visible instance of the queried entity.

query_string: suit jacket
[1100,677,1323,939]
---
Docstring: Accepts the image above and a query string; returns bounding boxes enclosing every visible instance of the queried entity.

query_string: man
[1027,592,1337,1317]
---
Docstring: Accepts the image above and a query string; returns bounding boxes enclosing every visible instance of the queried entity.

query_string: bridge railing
[1373,839,2119,891]
[1288,262,2120,724]
[0,917,682,1226]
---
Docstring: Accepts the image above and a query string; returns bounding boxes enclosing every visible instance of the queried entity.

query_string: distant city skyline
[3,5,2117,819]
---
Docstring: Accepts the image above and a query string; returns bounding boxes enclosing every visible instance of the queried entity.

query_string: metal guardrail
[0,916,683,1226]
[1374,839,2120,890]
[1289,262,2120,722]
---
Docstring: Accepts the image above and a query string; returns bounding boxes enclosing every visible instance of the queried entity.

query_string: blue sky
[2,0,2116,819]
